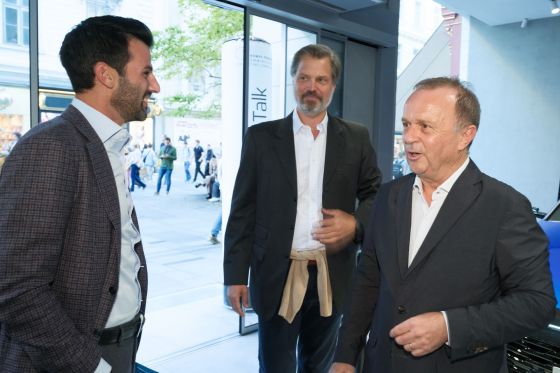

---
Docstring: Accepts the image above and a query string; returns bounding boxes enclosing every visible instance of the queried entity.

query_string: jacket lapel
[323,116,344,188]
[407,161,482,274]
[64,106,120,230]
[396,176,415,279]
[272,113,298,194]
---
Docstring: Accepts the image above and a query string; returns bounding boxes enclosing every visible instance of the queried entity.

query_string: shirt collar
[413,157,470,195]
[71,98,130,151]
[292,110,328,135]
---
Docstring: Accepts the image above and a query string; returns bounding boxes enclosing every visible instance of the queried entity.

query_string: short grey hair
[414,76,481,130]
[290,44,341,83]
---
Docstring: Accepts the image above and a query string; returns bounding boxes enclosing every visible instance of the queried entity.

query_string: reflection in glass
[250,16,316,120]
[285,27,317,116]
[3,0,28,45]
[0,0,30,157]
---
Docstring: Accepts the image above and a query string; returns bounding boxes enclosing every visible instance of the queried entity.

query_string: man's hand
[312,208,357,253]
[226,285,249,317]
[328,362,355,373]
[389,312,448,357]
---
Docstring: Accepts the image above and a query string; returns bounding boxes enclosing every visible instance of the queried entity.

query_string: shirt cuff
[441,311,451,346]
[353,220,364,243]
[94,358,112,373]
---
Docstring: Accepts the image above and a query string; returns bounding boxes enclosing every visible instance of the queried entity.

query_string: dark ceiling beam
[218,0,399,47]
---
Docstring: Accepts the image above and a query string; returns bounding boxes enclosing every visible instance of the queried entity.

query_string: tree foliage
[153,0,244,118]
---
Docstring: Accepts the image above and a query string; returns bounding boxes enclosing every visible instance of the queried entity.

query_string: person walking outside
[183,139,192,182]
[129,144,146,191]
[193,139,205,182]
[209,211,222,244]
[142,143,157,181]
[155,137,177,195]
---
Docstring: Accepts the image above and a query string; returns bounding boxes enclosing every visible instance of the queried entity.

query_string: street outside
[131,170,259,372]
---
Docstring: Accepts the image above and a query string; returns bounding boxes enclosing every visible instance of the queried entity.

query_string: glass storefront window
[3,0,28,46]
[0,2,329,368]
[0,86,29,155]
[393,0,443,179]
[37,0,167,145]
[37,0,165,90]
[38,1,96,90]
[249,17,316,121]
[0,0,29,162]
[285,27,317,116]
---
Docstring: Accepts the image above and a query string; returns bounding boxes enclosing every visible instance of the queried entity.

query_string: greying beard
[298,92,333,117]
[299,102,324,117]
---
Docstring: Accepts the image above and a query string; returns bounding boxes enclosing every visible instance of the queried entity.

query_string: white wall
[467,16,560,211]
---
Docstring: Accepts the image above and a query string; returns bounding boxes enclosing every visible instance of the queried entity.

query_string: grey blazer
[224,112,382,321]
[0,106,148,372]
[334,161,556,373]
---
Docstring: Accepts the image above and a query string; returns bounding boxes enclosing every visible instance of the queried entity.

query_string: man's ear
[459,124,477,150]
[94,62,117,89]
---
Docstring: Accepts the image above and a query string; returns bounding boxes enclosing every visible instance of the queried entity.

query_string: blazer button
[473,346,488,354]
[397,305,406,314]
[109,286,117,295]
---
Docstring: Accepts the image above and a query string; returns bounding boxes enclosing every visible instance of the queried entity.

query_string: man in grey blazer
[224,44,381,372]
[331,77,556,373]
[0,16,159,372]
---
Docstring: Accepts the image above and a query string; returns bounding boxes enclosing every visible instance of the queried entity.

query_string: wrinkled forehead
[295,56,332,76]
[403,87,460,124]
[406,87,457,112]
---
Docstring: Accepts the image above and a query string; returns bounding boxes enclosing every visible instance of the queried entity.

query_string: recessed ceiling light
[551,0,560,15]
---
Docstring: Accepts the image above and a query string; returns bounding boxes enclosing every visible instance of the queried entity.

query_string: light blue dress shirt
[71,99,142,372]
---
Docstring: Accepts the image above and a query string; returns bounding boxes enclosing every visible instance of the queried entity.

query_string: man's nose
[403,126,417,143]
[305,80,316,91]
[150,75,161,93]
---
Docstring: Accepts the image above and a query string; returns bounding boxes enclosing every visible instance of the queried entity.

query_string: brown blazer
[0,105,148,372]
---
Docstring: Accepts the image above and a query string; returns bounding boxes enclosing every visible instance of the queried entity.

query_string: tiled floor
[130,172,258,372]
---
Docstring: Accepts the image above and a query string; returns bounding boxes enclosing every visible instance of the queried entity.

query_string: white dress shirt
[72,99,143,373]
[72,99,142,327]
[291,111,328,251]
[408,158,470,265]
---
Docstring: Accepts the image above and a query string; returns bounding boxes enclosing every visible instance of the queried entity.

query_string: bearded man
[224,44,382,373]
[0,15,159,373]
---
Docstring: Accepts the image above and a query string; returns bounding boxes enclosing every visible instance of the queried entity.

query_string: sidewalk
[130,171,258,372]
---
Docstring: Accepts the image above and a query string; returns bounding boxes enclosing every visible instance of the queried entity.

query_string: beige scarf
[278,249,332,323]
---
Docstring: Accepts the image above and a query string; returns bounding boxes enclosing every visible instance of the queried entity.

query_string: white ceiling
[319,0,560,25]
[431,0,560,26]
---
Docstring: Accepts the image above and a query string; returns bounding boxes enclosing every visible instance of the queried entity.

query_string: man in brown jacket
[0,15,159,372]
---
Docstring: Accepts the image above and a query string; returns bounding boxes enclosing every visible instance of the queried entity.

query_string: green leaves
[153,0,243,118]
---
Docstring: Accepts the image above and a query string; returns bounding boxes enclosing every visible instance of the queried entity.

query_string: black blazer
[224,113,382,320]
[0,106,148,372]
[334,161,556,373]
